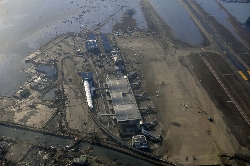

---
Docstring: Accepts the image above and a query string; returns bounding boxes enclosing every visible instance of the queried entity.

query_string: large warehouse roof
[107,77,141,122]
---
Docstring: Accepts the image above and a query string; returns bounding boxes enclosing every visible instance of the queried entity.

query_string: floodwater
[0,0,248,97]
[0,125,153,166]
[218,1,250,24]
[0,0,146,97]
[148,0,204,46]
[195,0,242,41]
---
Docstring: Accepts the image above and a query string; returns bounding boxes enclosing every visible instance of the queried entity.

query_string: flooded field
[0,0,146,97]
[195,0,242,41]
[218,1,250,23]
[148,0,204,46]
[0,0,248,97]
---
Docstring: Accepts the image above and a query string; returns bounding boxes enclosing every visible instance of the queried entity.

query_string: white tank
[84,80,93,109]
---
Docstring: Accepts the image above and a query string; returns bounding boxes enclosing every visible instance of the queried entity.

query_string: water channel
[0,125,154,166]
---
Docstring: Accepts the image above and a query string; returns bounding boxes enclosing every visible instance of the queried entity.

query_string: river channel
[0,125,154,166]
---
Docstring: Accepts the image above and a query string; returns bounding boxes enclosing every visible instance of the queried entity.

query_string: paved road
[185,0,250,81]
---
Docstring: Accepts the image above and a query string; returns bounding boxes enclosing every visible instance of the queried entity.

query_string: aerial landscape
[0,0,250,165]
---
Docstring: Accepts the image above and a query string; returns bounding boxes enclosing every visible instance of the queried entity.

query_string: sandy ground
[113,33,237,164]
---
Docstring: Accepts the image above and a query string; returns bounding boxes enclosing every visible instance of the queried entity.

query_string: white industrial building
[106,76,142,126]
[81,72,94,109]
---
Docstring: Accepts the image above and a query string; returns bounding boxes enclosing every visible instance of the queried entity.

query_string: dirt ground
[62,57,96,133]
[6,143,32,164]
[114,32,235,165]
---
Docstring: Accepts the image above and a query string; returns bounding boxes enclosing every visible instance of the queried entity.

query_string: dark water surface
[0,0,247,96]
[148,0,204,46]
[0,125,154,166]
[218,1,250,24]
[195,0,242,41]
[0,0,146,96]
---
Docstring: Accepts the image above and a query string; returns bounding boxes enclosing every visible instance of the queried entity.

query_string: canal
[0,125,154,166]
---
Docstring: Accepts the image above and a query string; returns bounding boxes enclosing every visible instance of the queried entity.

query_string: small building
[72,155,87,165]
[85,40,100,53]
[36,65,57,78]
[79,155,87,164]
[132,135,148,149]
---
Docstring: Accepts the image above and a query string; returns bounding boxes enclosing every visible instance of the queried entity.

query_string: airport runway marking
[238,71,248,81]
[199,53,250,127]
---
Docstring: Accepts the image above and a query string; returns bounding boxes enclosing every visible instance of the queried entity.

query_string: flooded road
[0,125,154,166]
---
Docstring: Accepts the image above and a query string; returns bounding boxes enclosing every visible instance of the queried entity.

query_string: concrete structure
[142,129,160,141]
[36,65,57,78]
[132,135,148,149]
[107,77,141,126]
